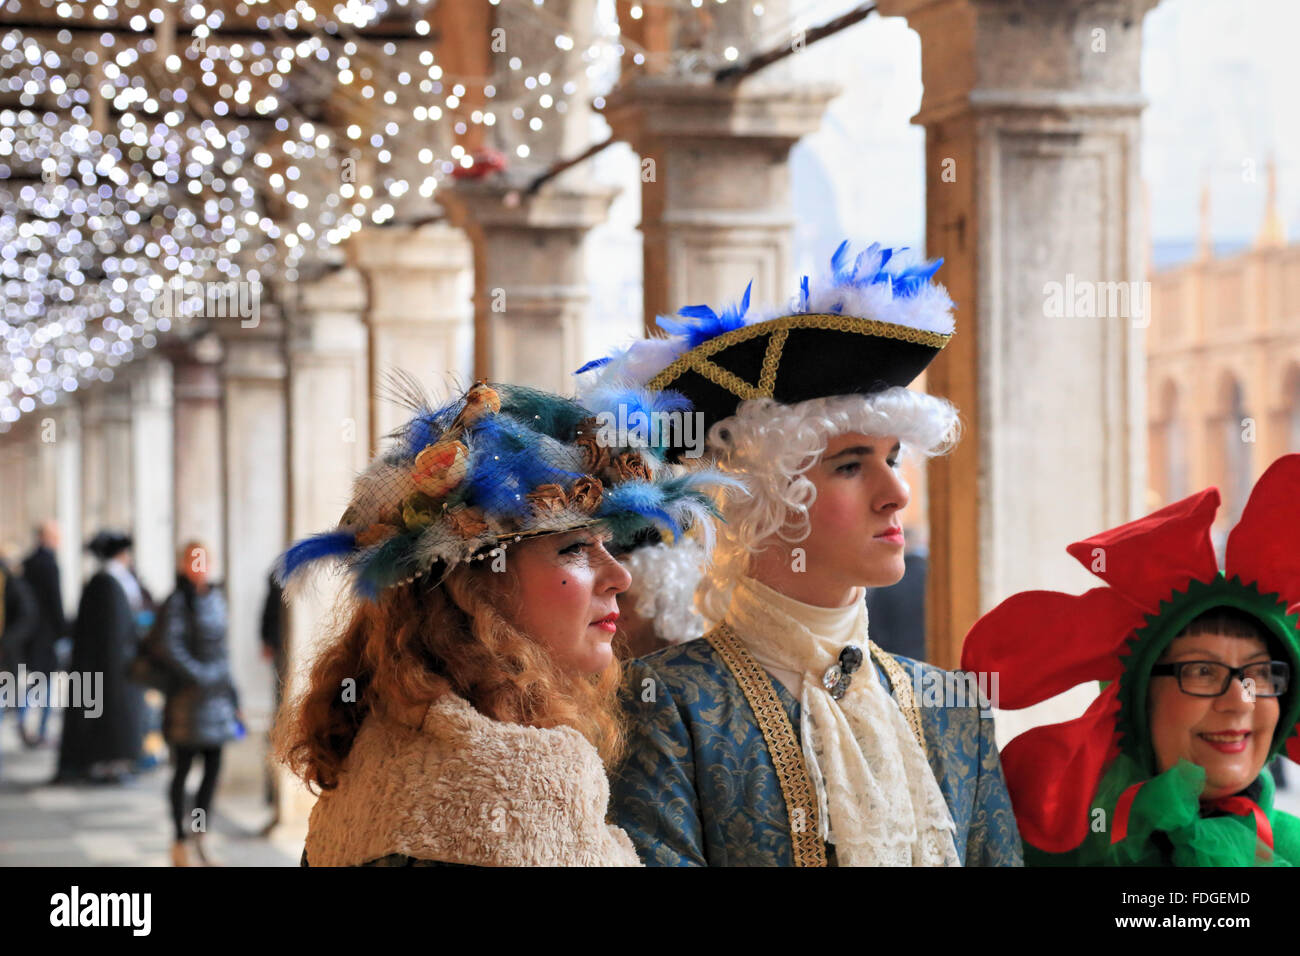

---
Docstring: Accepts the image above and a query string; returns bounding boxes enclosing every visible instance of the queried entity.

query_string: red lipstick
[1198,731,1250,754]
[874,527,905,545]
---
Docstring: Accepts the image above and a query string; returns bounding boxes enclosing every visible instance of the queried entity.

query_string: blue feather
[464,417,581,519]
[597,481,681,537]
[399,394,463,458]
[830,239,851,276]
[655,279,754,349]
[890,257,943,297]
[586,386,690,421]
[580,386,694,452]
[354,533,421,598]
[276,530,357,584]
[574,356,612,375]
[822,241,945,302]
[402,415,437,459]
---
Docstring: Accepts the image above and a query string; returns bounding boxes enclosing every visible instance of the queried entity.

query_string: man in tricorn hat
[55,530,146,783]
[578,242,1021,866]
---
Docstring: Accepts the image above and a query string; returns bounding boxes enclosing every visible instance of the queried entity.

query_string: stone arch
[1208,370,1252,530]
[1283,363,1300,453]
[1149,378,1189,506]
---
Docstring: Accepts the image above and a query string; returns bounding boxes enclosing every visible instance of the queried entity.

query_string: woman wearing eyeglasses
[962,454,1300,866]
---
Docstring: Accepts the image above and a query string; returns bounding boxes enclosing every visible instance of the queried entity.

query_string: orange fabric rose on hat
[411,439,469,499]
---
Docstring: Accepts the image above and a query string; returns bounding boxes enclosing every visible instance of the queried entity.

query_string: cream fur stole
[305,693,641,867]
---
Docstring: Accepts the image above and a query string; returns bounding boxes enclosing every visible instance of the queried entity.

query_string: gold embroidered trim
[706,623,827,868]
[756,327,788,396]
[646,313,952,395]
[868,641,929,761]
[694,357,761,400]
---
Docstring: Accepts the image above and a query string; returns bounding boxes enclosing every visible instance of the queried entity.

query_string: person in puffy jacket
[157,540,241,867]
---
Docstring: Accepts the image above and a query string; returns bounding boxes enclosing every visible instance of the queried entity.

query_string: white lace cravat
[726,576,960,866]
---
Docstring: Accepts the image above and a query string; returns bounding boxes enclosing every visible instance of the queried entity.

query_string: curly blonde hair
[275,562,625,793]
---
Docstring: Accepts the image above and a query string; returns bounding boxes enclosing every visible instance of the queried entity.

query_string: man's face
[798,432,910,592]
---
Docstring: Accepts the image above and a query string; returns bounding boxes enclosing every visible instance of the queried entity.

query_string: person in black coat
[55,531,146,784]
[864,550,929,662]
[21,520,67,745]
[1,555,38,775]
[259,570,287,832]
[157,540,241,866]
[1,557,38,672]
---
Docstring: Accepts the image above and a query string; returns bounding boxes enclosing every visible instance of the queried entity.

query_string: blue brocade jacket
[610,638,1023,866]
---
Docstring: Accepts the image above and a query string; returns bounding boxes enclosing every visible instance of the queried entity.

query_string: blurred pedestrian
[21,520,67,747]
[157,541,241,867]
[55,531,146,784]
[0,549,38,776]
[258,569,286,835]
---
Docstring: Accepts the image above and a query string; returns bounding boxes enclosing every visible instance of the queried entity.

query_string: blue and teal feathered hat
[275,379,727,600]
[576,241,955,462]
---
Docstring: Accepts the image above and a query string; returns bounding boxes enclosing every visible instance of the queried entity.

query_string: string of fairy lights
[0,0,784,430]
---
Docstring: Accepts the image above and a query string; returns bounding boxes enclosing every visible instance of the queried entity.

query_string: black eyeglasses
[1149,660,1290,698]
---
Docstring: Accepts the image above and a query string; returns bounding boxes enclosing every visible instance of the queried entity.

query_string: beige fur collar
[305,693,640,867]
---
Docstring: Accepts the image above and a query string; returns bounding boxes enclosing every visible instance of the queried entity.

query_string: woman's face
[178,545,208,588]
[1148,631,1280,801]
[506,528,632,675]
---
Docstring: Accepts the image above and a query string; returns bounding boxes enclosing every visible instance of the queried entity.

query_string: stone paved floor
[0,709,306,867]
[3,704,1297,867]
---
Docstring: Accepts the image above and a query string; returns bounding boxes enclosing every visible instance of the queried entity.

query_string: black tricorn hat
[87,530,133,560]
[578,242,955,463]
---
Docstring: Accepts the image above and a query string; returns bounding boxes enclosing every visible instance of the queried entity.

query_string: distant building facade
[1147,172,1300,546]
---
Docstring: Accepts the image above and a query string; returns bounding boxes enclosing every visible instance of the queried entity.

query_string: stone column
[14,408,82,612]
[0,424,32,556]
[281,267,371,823]
[170,343,226,581]
[128,358,175,599]
[48,404,83,615]
[79,382,135,582]
[436,0,621,394]
[444,183,617,393]
[219,306,289,738]
[21,415,55,546]
[875,0,1159,681]
[600,79,836,332]
[345,223,474,442]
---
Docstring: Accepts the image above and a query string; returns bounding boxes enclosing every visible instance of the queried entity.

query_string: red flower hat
[961,454,1300,853]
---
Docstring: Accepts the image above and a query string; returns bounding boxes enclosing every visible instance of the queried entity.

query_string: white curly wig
[695,387,961,624]
[617,537,709,645]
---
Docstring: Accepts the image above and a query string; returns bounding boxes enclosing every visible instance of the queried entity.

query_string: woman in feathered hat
[577,242,1022,866]
[275,379,723,867]
[962,455,1300,866]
